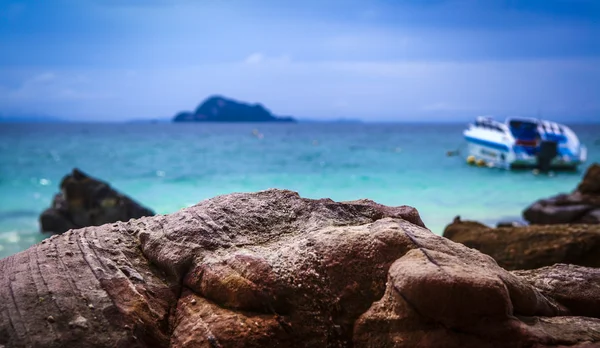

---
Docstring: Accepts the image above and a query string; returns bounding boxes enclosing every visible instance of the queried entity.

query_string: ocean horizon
[1,121,599,259]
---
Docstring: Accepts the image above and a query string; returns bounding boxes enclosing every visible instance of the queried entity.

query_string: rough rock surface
[523,163,600,224]
[514,264,600,318]
[39,168,155,234]
[443,216,600,270]
[3,189,600,347]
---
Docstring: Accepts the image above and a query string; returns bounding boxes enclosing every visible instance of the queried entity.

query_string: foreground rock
[514,264,600,318]
[3,189,600,347]
[523,163,600,224]
[444,216,600,270]
[39,168,155,234]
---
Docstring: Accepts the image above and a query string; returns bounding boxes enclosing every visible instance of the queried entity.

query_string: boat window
[474,120,505,133]
[509,120,538,139]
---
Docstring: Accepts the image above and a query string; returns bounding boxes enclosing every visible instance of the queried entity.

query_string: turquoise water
[1,122,599,259]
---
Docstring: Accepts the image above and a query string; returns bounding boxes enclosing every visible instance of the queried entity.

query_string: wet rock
[524,163,600,224]
[39,168,155,234]
[443,216,600,270]
[3,189,600,347]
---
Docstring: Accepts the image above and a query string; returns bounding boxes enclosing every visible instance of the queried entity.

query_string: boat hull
[465,140,584,171]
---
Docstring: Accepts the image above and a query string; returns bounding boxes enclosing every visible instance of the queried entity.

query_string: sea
[1,122,599,259]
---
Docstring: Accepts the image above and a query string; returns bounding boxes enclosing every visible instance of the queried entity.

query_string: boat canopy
[474,116,505,132]
[508,119,538,141]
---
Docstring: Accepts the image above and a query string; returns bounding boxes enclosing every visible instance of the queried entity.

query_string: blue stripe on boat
[558,147,574,157]
[464,136,510,151]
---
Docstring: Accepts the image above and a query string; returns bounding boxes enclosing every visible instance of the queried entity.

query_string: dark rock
[4,189,600,347]
[523,200,594,224]
[523,163,600,224]
[39,195,78,233]
[39,168,155,234]
[582,209,600,224]
[444,217,600,270]
[173,95,296,123]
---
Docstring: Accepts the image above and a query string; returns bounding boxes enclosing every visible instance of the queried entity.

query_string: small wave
[0,230,20,244]
[0,210,39,219]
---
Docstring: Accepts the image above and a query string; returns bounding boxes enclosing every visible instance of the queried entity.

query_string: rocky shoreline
[444,218,600,270]
[0,165,599,347]
[444,163,600,271]
[523,163,600,225]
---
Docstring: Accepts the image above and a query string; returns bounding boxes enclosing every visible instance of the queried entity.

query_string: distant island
[172,96,296,123]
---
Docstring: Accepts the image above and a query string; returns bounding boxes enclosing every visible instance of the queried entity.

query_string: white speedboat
[463,116,587,171]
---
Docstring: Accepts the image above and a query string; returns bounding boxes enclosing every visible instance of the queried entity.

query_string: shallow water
[1,122,599,259]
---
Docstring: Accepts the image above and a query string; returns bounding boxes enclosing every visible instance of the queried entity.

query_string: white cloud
[0,71,112,103]
[31,72,56,83]
[332,99,350,109]
[244,52,264,64]
[244,53,292,66]
[420,102,479,112]
[420,102,454,111]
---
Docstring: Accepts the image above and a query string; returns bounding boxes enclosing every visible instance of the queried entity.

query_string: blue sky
[0,0,599,122]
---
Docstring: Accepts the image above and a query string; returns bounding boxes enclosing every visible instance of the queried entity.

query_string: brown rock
[354,248,600,347]
[39,168,155,234]
[524,199,594,224]
[443,217,600,270]
[578,164,600,195]
[514,264,600,318]
[2,189,600,347]
[0,225,177,348]
[524,163,600,224]
[443,215,488,240]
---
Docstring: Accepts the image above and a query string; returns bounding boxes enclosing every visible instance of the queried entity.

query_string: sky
[0,0,599,122]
